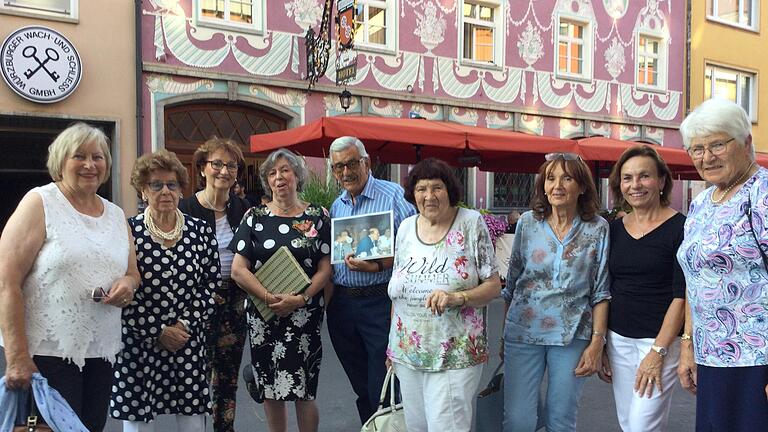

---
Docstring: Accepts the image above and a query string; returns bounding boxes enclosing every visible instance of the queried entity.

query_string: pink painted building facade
[140,0,685,210]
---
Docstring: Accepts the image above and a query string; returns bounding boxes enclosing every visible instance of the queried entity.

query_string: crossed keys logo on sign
[23,46,60,82]
[1,26,82,104]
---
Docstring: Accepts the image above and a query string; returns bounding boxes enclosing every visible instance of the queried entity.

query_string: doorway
[0,116,114,231]
[164,102,288,200]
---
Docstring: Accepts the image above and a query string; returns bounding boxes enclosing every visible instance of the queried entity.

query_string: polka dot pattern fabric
[109,214,220,422]
[228,204,331,401]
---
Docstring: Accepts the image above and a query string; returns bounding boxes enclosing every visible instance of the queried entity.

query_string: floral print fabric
[229,203,331,400]
[387,208,498,371]
[502,211,610,345]
[677,169,768,367]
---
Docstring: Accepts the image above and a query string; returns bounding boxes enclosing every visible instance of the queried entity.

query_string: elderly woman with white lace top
[0,123,140,432]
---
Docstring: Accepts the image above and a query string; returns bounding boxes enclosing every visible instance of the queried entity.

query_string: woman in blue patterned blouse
[677,98,768,431]
[502,153,610,432]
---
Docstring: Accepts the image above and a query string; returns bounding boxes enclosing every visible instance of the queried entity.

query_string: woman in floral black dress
[230,149,331,432]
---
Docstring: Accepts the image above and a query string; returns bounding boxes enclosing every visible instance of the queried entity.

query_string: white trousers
[393,363,484,432]
[607,331,680,432]
[122,414,205,432]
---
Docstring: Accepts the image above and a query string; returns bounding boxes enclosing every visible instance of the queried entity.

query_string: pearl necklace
[201,191,226,212]
[144,207,184,241]
[711,163,755,204]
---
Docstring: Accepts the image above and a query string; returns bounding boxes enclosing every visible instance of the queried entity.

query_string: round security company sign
[1,26,82,104]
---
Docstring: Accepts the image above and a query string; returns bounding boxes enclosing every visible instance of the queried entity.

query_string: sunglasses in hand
[92,287,108,303]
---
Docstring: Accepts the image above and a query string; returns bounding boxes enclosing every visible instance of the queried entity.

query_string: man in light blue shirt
[327,136,416,424]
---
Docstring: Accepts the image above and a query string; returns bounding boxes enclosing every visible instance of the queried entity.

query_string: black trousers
[326,286,391,424]
[34,355,113,432]
[696,364,768,432]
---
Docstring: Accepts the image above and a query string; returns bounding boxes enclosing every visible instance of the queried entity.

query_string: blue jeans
[503,339,589,432]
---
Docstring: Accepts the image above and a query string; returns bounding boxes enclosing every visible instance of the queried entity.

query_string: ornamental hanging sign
[1,26,83,104]
[335,0,357,85]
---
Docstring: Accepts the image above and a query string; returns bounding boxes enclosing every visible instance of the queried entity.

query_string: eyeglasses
[92,287,107,303]
[331,158,365,174]
[545,153,582,161]
[207,160,239,172]
[687,138,734,159]
[147,181,180,192]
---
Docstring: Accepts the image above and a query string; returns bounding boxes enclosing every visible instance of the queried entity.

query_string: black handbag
[14,390,52,432]
[242,363,264,404]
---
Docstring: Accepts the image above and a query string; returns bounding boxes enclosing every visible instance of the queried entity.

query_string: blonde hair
[47,122,112,183]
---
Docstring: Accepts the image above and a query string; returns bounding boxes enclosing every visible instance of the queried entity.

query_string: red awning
[250,116,575,172]
[251,117,768,179]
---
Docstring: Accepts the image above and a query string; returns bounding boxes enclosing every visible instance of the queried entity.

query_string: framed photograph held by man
[330,210,394,264]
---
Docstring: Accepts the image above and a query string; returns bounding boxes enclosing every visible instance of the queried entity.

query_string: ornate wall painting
[486,111,515,130]
[447,107,479,126]
[285,0,324,31]
[559,119,586,139]
[409,103,445,120]
[586,121,611,137]
[367,98,404,118]
[619,124,643,141]
[517,114,545,136]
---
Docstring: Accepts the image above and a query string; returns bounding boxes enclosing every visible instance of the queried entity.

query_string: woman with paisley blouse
[386,158,501,432]
[502,153,610,432]
[677,98,768,431]
[230,148,331,432]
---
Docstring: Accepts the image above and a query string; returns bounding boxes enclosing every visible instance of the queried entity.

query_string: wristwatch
[651,344,668,357]
[300,293,310,305]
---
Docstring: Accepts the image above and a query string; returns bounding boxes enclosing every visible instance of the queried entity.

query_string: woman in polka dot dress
[111,150,219,432]
[230,149,331,432]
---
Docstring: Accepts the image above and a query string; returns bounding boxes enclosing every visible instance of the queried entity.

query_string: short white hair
[329,136,369,158]
[680,99,752,157]
[258,148,308,201]
[47,122,112,183]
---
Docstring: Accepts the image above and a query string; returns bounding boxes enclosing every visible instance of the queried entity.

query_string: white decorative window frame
[704,62,759,123]
[354,0,398,55]
[634,32,668,92]
[194,0,266,35]
[458,0,505,69]
[0,0,78,22]
[554,14,593,82]
[707,0,760,32]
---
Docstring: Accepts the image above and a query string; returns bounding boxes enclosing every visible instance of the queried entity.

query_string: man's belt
[336,283,389,297]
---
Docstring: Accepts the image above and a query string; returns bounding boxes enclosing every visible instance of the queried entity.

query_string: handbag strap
[378,366,394,406]
[25,389,42,431]
[745,196,768,270]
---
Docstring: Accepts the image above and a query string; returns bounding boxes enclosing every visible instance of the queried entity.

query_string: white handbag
[361,366,406,432]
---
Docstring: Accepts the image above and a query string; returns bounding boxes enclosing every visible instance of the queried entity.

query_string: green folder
[251,245,311,321]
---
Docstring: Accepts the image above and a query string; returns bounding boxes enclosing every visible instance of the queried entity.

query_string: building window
[461,0,502,66]
[197,0,264,32]
[492,173,535,209]
[704,64,758,121]
[708,0,758,30]
[636,34,666,90]
[556,17,592,79]
[1,0,77,19]
[354,0,395,50]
